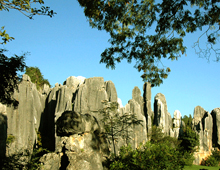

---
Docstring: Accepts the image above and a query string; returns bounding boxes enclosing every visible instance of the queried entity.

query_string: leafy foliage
[211,149,220,163]
[149,125,181,148]
[0,130,50,169]
[25,66,51,89]
[148,125,199,166]
[0,0,55,44]
[148,125,164,143]
[177,126,200,166]
[25,130,50,169]
[179,126,200,153]
[106,123,200,169]
[6,134,15,147]
[201,149,220,167]
[0,0,55,106]
[78,0,220,86]
[99,100,143,156]
[108,141,185,170]
[182,114,193,128]
[0,49,26,107]
[0,26,14,44]
[0,151,27,169]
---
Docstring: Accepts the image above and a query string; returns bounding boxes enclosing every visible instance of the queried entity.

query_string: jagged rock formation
[211,108,220,148]
[73,77,117,116]
[1,74,219,168]
[1,74,47,157]
[122,86,147,148]
[143,82,153,136]
[153,93,172,135]
[39,111,107,170]
[192,106,213,164]
[171,110,183,138]
[63,76,86,92]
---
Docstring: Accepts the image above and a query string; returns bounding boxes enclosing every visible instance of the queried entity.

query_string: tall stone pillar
[143,82,153,137]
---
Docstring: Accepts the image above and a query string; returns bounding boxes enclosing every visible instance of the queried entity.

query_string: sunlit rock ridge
[0,74,219,169]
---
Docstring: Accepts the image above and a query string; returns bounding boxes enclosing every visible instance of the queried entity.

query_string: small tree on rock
[99,100,143,157]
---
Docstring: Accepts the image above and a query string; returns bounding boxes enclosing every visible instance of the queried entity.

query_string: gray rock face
[105,80,118,102]
[132,86,143,107]
[55,86,73,121]
[211,108,220,147]
[56,111,100,137]
[42,84,51,95]
[73,77,118,122]
[40,111,107,170]
[3,74,47,156]
[39,153,61,170]
[74,77,108,114]
[2,74,220,168]
[192,106,213,165]
[143,82,153,136]
[39,85,60,151]
[128,99,147,148]
[116,86,147,152]
[153,93,172,135]
[39,75,81,151]
[63,76,86,92]
[171,110,183,138]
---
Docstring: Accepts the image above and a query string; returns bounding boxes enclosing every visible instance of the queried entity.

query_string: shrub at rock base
[201,149,220,167]
[109,141,185,170]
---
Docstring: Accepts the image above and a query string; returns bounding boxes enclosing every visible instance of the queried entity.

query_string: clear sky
[1,0,220,118]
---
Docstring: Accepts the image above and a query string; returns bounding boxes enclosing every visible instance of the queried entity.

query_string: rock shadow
[60,146,69,170]
[0,113,7,158]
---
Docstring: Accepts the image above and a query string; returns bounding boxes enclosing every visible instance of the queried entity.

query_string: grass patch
[184,165,220,170]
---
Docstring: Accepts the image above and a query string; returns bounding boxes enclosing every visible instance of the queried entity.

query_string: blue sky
[1,0,220,117]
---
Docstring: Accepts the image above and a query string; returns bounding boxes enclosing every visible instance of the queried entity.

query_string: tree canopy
[0,0,55,107]
[25,66,51,89]
[78,0,220,86]
[1,0,219,105]
[0,0,55,44]
[0,49,26,107]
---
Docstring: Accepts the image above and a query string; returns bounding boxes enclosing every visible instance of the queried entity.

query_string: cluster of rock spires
[0,74,219,169]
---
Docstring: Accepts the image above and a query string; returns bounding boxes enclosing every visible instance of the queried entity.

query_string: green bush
[177,126,199,166]
[108,141,185,170]
[179,126,199,153]
[0,131,50,169]
[25,66,51,89]
[211,149,220,162]
[201,149,220,167]
[202,156,219,167]
[6,134,15,147]
[25,130,50,169]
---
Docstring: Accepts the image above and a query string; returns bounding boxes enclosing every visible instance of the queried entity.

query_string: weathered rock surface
[143,82,153,136]
[1,74,220,169]
[171,110,183,138]
[132,86,143,107]
[56,111,100,137]
[128,99,147,148]
[40,111,107,170]
[153,93,172,135]
[117,86,147,151]
[5,74,47,156]
[63,76,86,92]
[73,77,108,114]
[105,80,118,103]
[211,108,220,148]
[192,106,213,165]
